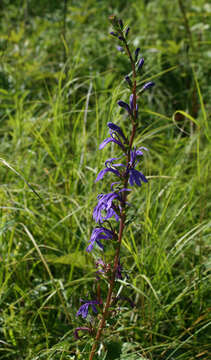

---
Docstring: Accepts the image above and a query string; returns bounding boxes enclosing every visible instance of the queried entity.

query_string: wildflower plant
[76,16,155,359]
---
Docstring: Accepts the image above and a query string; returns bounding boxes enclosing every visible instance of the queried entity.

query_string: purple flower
[99,122,126,150]
[129,94,138,116]
[141,81,155,91]
[76,299,98,319]
[117,45,124,52]
[95,157,125,183]
[125,27,130,37]
[118,95,139,117]
[105,157,124,168]
[129,94,135,111]
[86,227,115,252]
[99,136,124,150]
[138,58,144,71]
[118,19,123,29]
[110,32,118,37]
[95,167,121,182]
[96,258,106,274]
[74,327,91,339]
[110,181,121,190]
[125,75,132,87]
[116,261,123,279]
[118,36,124,41]
[129,146,148,167]
[93,189,131,223]
[93,192,120,223]
[125,147,148,186]
[135,47,140,62]
[128,168,148,186]
[117,100,132,115]
[107,122,126,141]
[95,258,109,280]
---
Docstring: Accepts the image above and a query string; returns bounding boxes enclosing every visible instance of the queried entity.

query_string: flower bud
[125,27,130,37]
[142,81,155,90]
[110,31,118,37]
[134,48,140,62]
[117,100,132,115]
[140,82,155,94]
[118,19,124,29]
[138,58,144,71]
[125,75,132,87]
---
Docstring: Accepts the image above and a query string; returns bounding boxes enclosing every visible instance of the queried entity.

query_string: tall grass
[0,0,210,359]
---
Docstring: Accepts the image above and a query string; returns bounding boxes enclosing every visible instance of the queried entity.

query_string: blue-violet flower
[141,82,155,92]
[93,192,120,223]
[93,189,131,223]
[76,299,98,319]
[125,75,132,87]
[86,227,115,252]
[135,47,140,62]
[117,100,132,115]
[99,122,126,150]
[138,58,144,71]
[117,45,124,52]
[125,27,130,37]
[95,157,125,183]
[127,168,148,186]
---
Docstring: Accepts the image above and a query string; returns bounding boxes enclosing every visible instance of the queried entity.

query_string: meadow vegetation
[0,0,210,359]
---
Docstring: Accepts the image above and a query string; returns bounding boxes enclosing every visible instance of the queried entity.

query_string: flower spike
[78,19,155,358]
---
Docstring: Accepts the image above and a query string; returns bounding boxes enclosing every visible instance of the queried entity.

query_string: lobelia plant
[75,16,155,359]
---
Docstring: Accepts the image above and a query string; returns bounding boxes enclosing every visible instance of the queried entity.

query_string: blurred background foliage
[0,0,210,359]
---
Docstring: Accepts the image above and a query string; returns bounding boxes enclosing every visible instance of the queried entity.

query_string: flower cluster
[76,18,154,350]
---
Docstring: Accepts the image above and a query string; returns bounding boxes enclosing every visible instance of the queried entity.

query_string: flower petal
[128,169,148,186]
[99,136,124,150]
[95,168,121,183]
[107,122,126,141]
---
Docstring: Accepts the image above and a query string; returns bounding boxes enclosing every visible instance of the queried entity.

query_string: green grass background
[0,0,210,359]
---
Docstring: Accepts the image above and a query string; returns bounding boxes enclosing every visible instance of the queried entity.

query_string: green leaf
[46,252,91,269]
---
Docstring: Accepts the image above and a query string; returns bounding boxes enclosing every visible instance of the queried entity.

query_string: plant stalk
[89,29,137,360]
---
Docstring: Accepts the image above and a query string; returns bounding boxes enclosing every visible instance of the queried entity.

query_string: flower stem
[89,214,125,360]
